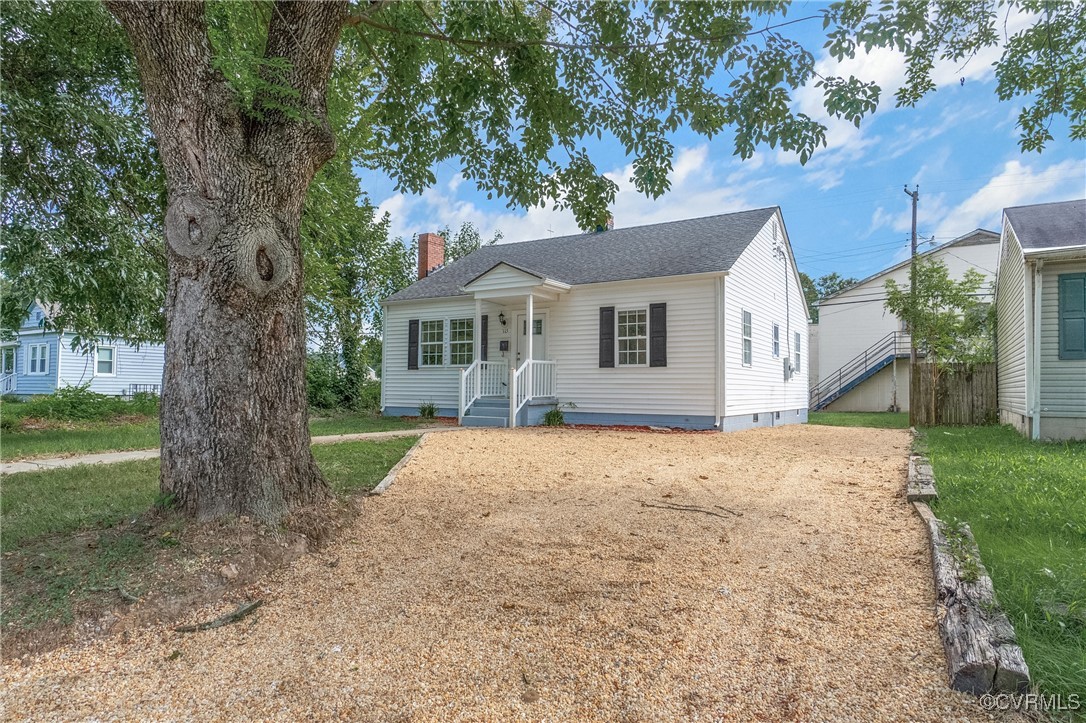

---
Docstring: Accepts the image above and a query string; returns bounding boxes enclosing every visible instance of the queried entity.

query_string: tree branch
[251,0,348,179]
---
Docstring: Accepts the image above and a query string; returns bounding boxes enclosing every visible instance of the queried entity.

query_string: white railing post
[509,364,517,428]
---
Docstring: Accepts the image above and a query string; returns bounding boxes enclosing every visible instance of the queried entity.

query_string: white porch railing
[458,360,508,421]
[509,359,557,427]
[0,374,15,395]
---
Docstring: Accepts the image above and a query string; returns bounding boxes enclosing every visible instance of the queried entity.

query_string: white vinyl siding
[57,334,164,395]
[420,320,444,366]
[1039,260,1086,417]
[617,309,648,366]
[741,310,752,366]
[995,227,1028,416]
[383,298,486,411]
[27,343,49,375]
[546,276,716,417]
[723,213,809,417]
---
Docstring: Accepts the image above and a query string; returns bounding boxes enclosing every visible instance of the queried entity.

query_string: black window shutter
[599,306,615,368]
[649,303,667,367]
[407,319,419,370]
[480,315,488,361]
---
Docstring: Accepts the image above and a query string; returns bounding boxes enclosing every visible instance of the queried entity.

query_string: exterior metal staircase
[810,331,911,411]
[461,396,510,428]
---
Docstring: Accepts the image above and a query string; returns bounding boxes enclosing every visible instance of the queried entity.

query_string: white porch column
[474,298,482,362]
[525,292,534,399]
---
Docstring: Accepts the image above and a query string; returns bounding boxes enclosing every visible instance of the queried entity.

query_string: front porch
[456,262,569,428]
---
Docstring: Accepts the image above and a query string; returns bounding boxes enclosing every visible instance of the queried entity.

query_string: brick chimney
[418,232,445,280]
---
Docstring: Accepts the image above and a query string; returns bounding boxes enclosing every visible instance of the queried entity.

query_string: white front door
[515,313,546,364]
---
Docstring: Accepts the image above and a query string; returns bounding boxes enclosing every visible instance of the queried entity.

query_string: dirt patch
[0,504,339,660]
[2,426,995,720]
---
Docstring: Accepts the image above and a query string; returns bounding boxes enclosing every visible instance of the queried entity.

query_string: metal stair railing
[810,332,910,410]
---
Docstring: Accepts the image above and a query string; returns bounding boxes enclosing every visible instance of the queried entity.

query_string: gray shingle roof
[385,207,778,302]
[1005,199,1085,251]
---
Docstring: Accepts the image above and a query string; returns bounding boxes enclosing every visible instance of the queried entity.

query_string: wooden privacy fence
[910,362,997,427]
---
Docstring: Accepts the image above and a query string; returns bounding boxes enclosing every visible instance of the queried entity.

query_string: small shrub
[418,401,438,419]
[542,401,577,426]
[1,393,22,404]
[0,416,18,434]
[127,392,160,416]
[23,385,128,421]
[306,352,341,411]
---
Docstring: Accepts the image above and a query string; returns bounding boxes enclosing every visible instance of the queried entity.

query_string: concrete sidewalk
[1,427,458,475]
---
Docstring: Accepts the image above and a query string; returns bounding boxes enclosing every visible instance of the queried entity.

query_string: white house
[380,208,810,430]
[1,301,165,398]
[811,229,1000,412]
[995,198,1086,441]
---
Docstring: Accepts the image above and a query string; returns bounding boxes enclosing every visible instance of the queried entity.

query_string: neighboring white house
[811,229,1000,412]
[1,301,165,398]
[380,208,810,430]
[995,198,1086,441]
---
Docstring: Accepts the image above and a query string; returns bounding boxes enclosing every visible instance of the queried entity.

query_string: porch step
[471,397,508,408]
[461,415,508,428]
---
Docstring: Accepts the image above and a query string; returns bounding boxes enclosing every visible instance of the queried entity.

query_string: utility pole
[904,184,919,425]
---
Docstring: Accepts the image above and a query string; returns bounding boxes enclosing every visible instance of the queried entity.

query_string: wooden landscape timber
[909,453,1030,694]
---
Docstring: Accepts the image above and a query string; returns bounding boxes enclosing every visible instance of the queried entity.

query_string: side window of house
[96,346,116,376]
[1058,273,1086,360]
[741,310,752,366]
[28,343,49,374]
[794,332,802,371]
[772,323,780,357]
[617,309,648,366]
[420,320,444,366]
[449,318,474,366]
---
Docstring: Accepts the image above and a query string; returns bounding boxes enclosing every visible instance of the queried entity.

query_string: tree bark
[105,0,347,522]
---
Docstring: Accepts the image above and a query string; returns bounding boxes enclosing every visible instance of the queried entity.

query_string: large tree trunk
[106,1,346,522]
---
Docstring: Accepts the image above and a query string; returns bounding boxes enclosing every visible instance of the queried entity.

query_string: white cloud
[931,159,1086,239]
[378,144,770,245]
[781,5,1035,172]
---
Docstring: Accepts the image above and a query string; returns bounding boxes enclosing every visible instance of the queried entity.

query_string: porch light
[498,312,506,327]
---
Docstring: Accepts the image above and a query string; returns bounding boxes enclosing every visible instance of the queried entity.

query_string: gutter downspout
[1031,260,1044,440]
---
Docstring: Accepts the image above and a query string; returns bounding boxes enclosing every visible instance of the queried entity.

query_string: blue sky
[357,7,1085,284]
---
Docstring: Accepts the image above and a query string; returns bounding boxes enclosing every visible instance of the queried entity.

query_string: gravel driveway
[2,426,993,721]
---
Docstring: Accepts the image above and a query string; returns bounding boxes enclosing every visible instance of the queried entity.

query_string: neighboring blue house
[1,301,164,398]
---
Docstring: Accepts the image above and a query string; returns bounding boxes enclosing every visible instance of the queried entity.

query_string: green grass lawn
[1,437,418,550]
[0,411,422,462]
[0,418,162,461]
[923,425,1086,700]
[807,411,910,429]
[308,410,423,437]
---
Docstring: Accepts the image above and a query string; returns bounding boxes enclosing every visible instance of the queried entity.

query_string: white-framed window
[741,310,752,366]
[420,320,444,366]
[27,343,49,375]
[95,346,116,376]
[617,309,648,366]
[794,331,802,372]
[1,347,14,375]
[772,323,780,357]
[449,318,474,366]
